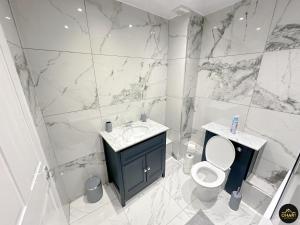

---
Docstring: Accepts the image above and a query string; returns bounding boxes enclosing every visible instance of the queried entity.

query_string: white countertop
[100,119,169,152]
[202,122,267,151]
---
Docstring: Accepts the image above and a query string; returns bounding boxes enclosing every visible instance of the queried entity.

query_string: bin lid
[86,176,101,190]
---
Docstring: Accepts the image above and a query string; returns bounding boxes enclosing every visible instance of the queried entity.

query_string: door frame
[0,24,68,225]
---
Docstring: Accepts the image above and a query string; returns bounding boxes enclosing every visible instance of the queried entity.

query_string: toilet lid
[205,136,235,170]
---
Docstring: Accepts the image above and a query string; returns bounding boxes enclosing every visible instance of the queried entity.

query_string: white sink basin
[122,125,149,141]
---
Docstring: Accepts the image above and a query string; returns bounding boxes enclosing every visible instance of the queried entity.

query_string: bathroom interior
[1,0,300,224]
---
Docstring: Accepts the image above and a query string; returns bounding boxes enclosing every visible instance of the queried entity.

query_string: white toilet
[191,135,235,202]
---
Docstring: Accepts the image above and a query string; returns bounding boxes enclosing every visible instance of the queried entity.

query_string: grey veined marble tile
[0,0,21,47]
[266,0,300,51]
[45,109,102,165]
[94,55,167,107]
[100,97,166,127]
[86,0,168,58]
[196,53,263,105]
[10,0,90,52]
[200,0,275,58]
[186,15,204,59]
[25,49,97,116]
[252,49,300,114]
[245,107,300,174]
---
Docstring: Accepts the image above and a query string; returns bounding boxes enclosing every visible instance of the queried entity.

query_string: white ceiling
[117,0,242,19]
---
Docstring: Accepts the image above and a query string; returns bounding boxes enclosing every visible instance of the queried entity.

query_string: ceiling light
[129,24,133,28]
[77,8,83,12]
[239,17,244,21]
[64,25,69,29]
[5,16,11,20]
[256,27,261,31]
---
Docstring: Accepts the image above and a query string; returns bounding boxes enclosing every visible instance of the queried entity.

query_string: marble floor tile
[71,198,130,225]
[70,184,117,216]
[184,191,261,225]
[69,208,86,224]
[69,158,262,225]
[163,164,197,209]
[124,185,182,225]
[167,210,192,225]
[164,157,182,177]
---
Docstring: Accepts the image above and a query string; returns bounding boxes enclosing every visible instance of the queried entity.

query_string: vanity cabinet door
[146,146,163,183]
[123,156,146,197]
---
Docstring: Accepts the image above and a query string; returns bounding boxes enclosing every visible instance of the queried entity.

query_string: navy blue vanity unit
[101,120,168,207]
[201,123,267,194]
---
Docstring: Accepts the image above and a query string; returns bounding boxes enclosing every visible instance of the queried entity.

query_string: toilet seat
[191,161,225,188]
[191,136,235,190]
[205,136,235,170]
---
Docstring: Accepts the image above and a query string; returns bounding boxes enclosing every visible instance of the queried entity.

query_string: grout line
[69,199,117,224]
[83,0,102,123]
[22,47,168,60]
[43,96,167,118]
[263,0,278,52]
[7,0,25,50]
[243,0,278,133]
[23,47,91,55]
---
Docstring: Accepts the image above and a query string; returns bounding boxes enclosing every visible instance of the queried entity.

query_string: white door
[0,25,68,225]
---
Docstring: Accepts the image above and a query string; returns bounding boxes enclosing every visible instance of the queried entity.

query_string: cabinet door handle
[144,169,147,173]
[147,167,151,171]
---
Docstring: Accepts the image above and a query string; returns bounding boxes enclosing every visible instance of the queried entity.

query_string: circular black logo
[279,204,298,223]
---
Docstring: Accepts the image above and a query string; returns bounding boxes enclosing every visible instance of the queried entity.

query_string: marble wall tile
[167,59,186,98]
[94,55,167,107]
[57,152,107,201]
[165,97,182,131]
[124,186,182,225]
[180,97,195,139]
[200,0,275,58]
[186,15,204,59]
[0,0,21,46]
[25,50,97,116]
[183,58,199,98]
[86,0,168,58]
[100,101,141,127]
[168,15,189,60]
[192,97,249,132]
[142,97,166,125]
[266,0,300,51]
[45,109,102,165]
[245,107,300,177]
[9,45,59,170]
[251,157,287,192]
[100,97,166,127]
[252,49,300,114]
[196,53,262,105]
[10,0,90,52]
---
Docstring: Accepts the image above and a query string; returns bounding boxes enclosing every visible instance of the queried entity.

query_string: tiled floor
[70,158,262,225]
